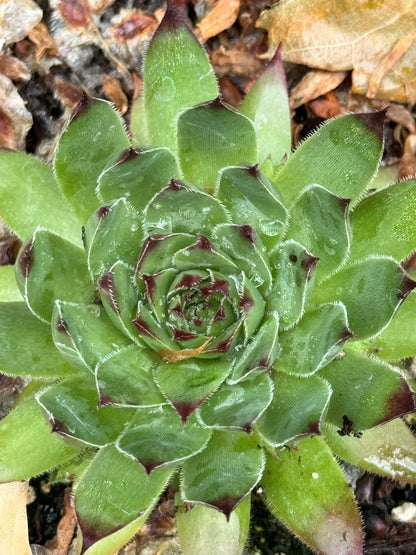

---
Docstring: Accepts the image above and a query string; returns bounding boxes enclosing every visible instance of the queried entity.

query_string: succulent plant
[1,3,416,554]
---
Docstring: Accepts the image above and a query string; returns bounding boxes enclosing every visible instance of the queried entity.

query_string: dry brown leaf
[197,0,240,42]
[110,12,157,42]
[0,55,30,81]
[28,22,60,60]
[44,488,76,555]
[0,482,31,555]
[289,69,347,109]
[102,73,128,114]
[0,74,33,150]
[0,0,42,47]
[210,45,264,78]
[59,0,92,28]
[309,91,346,119]
[259,0,416,104]
[387,104,416,134]
[399,134,416,179]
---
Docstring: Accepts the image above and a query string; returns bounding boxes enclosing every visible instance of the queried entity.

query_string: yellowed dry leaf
[289,69,347,109]
[0,481,31,555]
[28,22,60,60]
[197,0,240,42]
[0,0,42,47]
[259,0,416,104]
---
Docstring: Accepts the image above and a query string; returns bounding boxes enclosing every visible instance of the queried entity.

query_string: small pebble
[391,501,416,523]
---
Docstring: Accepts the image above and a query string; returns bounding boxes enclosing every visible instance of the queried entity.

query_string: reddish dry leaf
[56,79,85,108]
[218,76,243,107]
[132,73,143,100]
[44,488,76,555]
[0,55,30,81]
[309,91,346,119]
[59,0,92,28]
[102,73,128,114]
[197,0,240,42]
[210,45,264,78]
[0,482,31,555]
[28,22,59,60]
[110,12,157,42]
[289,70,347,109]
[0,74,32,150]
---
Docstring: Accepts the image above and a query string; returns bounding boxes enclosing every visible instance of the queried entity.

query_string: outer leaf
[85,198,144,280]
[256,372,331,446]
[0,302,76,379]
[273,111,384,207]
[311,256,415,339]
[97,147,180,210]
[323,418,416,483]
[263,438,363,555]
[240,47,291,167]
[117,405,212,473]
[350,179,416,263]
[54,96,130,223]
[0,150,81,245]
[216,165,288,247]
[276,303,351,376]
[176,494,250,555]
[321,347,414,431]
[38,378,134,447]
[130,93,147,145]
[177,99,257,190]
[144,3,218,149]
[181,430,264,518]
[15,229,95,322]
[286,185,350,282]
[51,302,131,372]
[364,289,416,360]
[75,444,172,554]
[0,384,81,481]
[0,265,21,302]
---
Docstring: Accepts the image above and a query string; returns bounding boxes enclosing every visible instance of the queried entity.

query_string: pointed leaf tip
[154,0,188,35]
[18,240,34,278]
[70,90,92,123]
[355,108,387,141]
[116,146,143,164]
[269,43,287,83]
[209,496,242,521]
[399,273,416,301]
[379,381,414,425]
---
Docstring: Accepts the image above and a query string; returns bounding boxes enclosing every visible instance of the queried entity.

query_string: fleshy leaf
[154,359,232,422]
[267,240,317,329]
[177,98,257,190]
[0,383,81,482]
[273,111,384,207]
[321,347,414,431]
[216,166,288,247]
[38,377,134,447]
[0,266,21,302]
[132,301,177,353]
[0,302,76,379]
[117,405,212,473]
[276,303,351,375]
[181,430,264,518]
[197,371,273,432]
[350,179,416,263]
[75,444,172,554]
[97,147,180,210]
[285,185,350,282]
[144,179,229,235]
[311,256,415,339]
[95,345,164,407]
[263,437,363,555]
[15,229,95,322]
[174,234,238,274]
[256,372,331,446]
[135,233,194,276]
[52,302,131,372]
[144,2,218,150]
[54,96,130,223]
[240,47,291,167]
[363,289,416,360]
[176,493,250,555]
[85,199,144,280]
[0,150,81,245]
[323,418,416,483]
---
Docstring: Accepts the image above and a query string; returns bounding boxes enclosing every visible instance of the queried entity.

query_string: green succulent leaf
[267,240,317,329]
[216,166,288,247]
[197,371,273,431]
[174,234,238,274]
[0,302,76,379]
[51,302,131,372]
[323,418,416,484]
[177,99,257,190]
[363,289,416,360]
[15,229,95,322]
[350,179,416,263]
[0,266,21,302]
[136,233,194,275]
[256,372,331,446]
[85,198,144,280]
[311,256,415,339]
[95,345,164,407]
[240,47,291,168]
[130,93,147,145]
[97,147,180,210]
[321,347,414,431]
[273,111,384,207]
[54,96,130,223]
[144,3,218,150]
[263,438,363,555]
[0,150,81,245]
[286,185,351,282]
[276,303,351,376]
[117,405,212,473]
[38,377,134,447]
[176,495,250,555]
[144,179,229,235]
[0,383,81,482]
[155,358,232,423]
[75,444,172,555]
[181,430,264,518]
